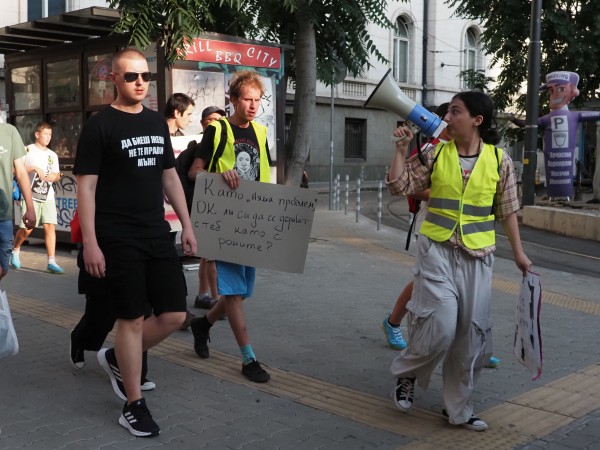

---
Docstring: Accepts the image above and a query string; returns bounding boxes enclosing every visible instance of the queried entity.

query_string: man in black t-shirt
[187,70,271,384]
[74,48,196,438]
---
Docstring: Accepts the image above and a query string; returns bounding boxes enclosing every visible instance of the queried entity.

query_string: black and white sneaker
[97,347,127,401]
[69,329,85,369]
[119,398,160,437]
[392,377,415,412]
[442,409,488,431]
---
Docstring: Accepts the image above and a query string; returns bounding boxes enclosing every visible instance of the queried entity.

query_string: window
[11,65,41,112]
[463,28,482,88]
[393,16,411,83]
[47,58,81,110]
[344,119,366,160]
[28,0,65,20]
[87,54,115,106]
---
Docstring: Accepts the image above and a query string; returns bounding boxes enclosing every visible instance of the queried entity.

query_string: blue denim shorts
[0,220,14,271]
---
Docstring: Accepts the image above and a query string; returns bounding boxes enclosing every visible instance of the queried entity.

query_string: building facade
[297,0,495,182]
[3,0,554,186]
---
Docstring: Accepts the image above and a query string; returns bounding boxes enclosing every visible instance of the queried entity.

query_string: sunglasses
[119,72,152,83]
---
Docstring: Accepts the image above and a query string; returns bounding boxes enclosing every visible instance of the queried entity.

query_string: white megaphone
[364,69,447,138]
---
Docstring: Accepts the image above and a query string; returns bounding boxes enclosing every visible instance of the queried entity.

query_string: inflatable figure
[535,71,600,199]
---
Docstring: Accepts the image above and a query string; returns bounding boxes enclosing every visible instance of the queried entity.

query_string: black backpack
[175,140,199,213]
[174,121,229,213]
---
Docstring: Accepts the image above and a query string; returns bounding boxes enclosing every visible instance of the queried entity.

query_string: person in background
[187,71,272,383]
[164,92,197,330]
[190,106,226,311]
[11,122,64,274]
[165,93,195,137]
[0,123,36,282]
[386,91,531,431]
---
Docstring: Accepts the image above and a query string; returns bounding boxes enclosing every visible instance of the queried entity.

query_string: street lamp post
[522,0,542,206]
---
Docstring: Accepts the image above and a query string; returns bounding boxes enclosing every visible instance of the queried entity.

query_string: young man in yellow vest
[187,70,272,383]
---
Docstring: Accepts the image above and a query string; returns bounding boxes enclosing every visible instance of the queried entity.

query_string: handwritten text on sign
[190,173,317,273]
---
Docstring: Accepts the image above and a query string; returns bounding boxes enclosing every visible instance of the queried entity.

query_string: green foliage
[448,0,600,113]
[109,0,394,183]
[110,0,392,85]
[460,69,495,92]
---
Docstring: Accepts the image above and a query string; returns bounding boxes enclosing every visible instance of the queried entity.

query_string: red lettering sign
[182,38,281,69]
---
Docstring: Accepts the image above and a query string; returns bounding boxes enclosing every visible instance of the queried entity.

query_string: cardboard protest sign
[190,173,318,273]
[513,270,543,381]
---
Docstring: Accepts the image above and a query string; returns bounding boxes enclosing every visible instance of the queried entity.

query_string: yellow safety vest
[420,141,502,249]
[207,119,271,182]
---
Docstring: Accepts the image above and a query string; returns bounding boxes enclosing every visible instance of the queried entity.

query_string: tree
[447,0,600,112]
[108,0,392,185]
[448,0,600,200]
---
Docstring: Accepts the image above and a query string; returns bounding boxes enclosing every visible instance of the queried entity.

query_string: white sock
[48,257,56,265]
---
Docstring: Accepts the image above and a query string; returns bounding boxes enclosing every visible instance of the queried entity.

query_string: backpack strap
[208,119,229,173]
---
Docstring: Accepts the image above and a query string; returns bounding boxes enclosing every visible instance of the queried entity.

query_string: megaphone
[364,69,447,138]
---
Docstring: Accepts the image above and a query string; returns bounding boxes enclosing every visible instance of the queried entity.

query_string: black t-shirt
[74,106,175,238]
[194,120,270,180]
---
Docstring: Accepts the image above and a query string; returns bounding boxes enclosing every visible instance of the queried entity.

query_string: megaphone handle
[392,134,410,143]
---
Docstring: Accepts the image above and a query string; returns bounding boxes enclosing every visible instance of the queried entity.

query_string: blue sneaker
[484,356,500,368]
[10,252,20,269]
[382,316,407,350]
[47,263,64,274]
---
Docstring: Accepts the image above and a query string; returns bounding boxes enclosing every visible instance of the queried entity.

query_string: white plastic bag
[513,270,542,381]
[0,289,19,359]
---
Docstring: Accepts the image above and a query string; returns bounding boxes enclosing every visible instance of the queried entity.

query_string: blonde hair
[229,70,265,99]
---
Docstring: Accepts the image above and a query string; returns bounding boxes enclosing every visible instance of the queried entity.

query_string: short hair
[112,48,146,72]
[164,93,195,119]
[229,70,265,99]
[35,122,52,133]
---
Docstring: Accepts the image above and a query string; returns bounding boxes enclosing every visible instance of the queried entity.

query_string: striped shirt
[386,142,520,257]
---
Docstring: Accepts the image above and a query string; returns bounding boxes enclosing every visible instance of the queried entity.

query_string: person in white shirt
[11,122,64,274]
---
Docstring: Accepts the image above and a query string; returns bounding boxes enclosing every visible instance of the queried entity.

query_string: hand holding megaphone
[392,125,414,144]
[391,124,416,144]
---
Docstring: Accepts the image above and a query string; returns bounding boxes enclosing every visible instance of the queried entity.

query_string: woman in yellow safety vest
[385,91,531,432]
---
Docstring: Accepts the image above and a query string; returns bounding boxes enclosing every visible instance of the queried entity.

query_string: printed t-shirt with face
[195,120,269,180]
[25,144,60,202]
[73,106,175,239]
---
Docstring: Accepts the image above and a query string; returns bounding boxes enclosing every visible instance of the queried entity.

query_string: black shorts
[98,233,187,320]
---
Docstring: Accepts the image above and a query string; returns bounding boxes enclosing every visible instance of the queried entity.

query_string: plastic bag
[12,177,21,201]
[0,289,19,359]
[513,270,542,381]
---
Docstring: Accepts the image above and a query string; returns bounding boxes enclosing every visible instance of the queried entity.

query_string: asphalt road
[354,191,600,279]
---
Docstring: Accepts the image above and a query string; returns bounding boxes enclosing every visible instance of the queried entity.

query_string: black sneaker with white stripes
[97,347,127,401]
[119,398,160,437]
[392,377,416,411]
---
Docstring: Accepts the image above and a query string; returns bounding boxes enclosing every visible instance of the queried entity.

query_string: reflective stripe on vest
[420,141,502,249]
[209,120,271,183]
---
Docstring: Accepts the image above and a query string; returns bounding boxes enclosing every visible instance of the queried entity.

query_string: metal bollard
[335,174,340,210]
[344,174,349,215]
[377,181,382,231]
[356,178,361,223]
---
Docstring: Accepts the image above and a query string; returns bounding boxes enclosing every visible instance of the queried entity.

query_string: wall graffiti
[53,171,77,231]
